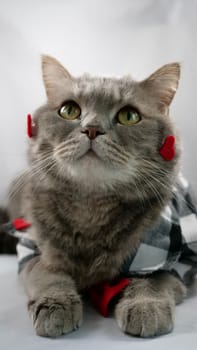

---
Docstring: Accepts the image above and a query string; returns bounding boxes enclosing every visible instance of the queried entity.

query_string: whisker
[54,138,80,152]
[136,172,166,207]
[9,170,31,201]
[9,153,55,200]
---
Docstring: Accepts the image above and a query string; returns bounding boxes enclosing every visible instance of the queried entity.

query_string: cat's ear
[141,63,180,113]
[42,55,72,104]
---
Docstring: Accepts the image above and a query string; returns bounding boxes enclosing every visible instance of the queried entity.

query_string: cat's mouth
[77,139,102,161]
[85,149,98,158]
[80,144,101,161]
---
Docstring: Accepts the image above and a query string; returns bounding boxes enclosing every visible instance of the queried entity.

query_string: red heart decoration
[88,278,130,317]
[12,218,31,230]
[159,135,176,161]
[27,114,36,138]
[27,114,33,137]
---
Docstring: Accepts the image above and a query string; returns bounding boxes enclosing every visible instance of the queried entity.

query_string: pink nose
[81,127,105,140]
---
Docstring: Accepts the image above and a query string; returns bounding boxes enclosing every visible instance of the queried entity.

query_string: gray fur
[8,56,186,337]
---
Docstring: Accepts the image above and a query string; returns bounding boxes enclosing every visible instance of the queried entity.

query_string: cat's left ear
[42,55,72,105]
[140,63,180,113]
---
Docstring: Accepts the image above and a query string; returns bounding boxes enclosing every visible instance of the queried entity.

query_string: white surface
[0,0,197,202]
[0,256,197,349]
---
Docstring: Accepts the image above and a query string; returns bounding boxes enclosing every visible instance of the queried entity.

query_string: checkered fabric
[16,174,197,283]
[121,174,197,283]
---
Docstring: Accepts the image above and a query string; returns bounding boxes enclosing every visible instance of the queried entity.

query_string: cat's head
[29,55,181,199]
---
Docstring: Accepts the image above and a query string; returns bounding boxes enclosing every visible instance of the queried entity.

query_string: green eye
[59,101,81,120]
[117,106,141,126]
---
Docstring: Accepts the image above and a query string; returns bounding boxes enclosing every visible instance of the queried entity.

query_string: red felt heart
[12,218,31,230]
[88,278,130,317]
[27,114,36,138]
[159,135,176,161]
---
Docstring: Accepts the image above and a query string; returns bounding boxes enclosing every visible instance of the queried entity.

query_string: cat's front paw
[115,296,175,337]
[28,294,83,337]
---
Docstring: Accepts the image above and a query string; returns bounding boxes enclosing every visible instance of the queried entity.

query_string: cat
[4,55,197,338]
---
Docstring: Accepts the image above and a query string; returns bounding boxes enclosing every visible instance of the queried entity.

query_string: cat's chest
[60,195,120,232]
[39,193,142,288]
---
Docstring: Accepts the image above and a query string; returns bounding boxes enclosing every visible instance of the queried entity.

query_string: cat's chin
[73,151,104,174]
[64,163,118,191]
[60,155,137,194]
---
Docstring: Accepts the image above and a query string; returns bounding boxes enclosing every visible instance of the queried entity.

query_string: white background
[0,0,197,202]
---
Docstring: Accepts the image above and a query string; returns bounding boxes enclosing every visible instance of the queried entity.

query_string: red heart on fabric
[159,135,176,161]
[88,278,130,317]
[12,218,31,230]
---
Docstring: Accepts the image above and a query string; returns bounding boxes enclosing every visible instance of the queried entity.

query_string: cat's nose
[81,127,105,140]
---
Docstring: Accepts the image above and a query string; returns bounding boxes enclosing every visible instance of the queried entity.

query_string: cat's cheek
[54,137,90,165]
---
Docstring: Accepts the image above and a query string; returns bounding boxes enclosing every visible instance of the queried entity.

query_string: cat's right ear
[42,55,72,105]
[140,63,181,114]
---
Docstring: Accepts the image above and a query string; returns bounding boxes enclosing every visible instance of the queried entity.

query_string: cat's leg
[115,272,186,337]
[19,256,82,337]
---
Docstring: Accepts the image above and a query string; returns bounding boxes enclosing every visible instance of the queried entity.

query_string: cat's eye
[59,101,81,120]
[117,106,141,126]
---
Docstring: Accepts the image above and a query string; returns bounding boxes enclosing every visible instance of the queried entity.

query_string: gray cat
[7,56,197,338]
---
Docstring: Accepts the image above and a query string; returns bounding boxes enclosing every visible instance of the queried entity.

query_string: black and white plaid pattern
[17,237,40,273]
[17,174,197,282]
[121,174,197,283]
